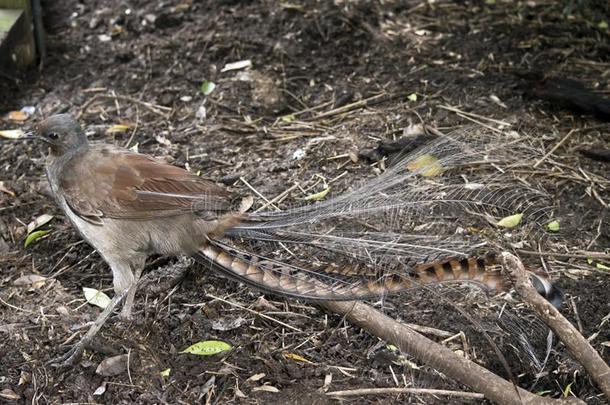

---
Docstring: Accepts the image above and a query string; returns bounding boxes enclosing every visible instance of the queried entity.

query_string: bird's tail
[199,125,562,306]
[196,243,562,306]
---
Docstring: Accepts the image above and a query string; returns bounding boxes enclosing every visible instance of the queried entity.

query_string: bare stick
[319,300,583,405]
[311,93,387,120]
[77,94,171,119]
[205,294,302,332]
[500,252,610,398]
[517,250,610,260]
[439,105,512,126]
[239,177,281,211]
[327,387,485,399]
[533,129,576,168]
[254,183,300,213]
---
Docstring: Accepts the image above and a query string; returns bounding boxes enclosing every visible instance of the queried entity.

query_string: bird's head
[32,114,88,156]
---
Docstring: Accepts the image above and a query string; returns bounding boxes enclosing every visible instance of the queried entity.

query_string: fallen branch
[500,252,610,398]
[327,387,485,399]
[319,300,583,405]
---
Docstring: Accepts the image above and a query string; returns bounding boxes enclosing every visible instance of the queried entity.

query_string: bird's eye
[47,132,59,140]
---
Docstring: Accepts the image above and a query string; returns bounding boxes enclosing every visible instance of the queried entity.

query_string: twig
[533,129,576,168]
[452,112,504,134]
[327,387,485,399]
[239,177,281,211]
[289,100,334,118]
[500,252,610,398]
[405,323,453,338]
[570,296,584,334]
[517,250,610,260]
[127,348,133,386]
[439,105,512,126]
[205,294,302,332]
[254,183,299,213]
[311,93,387,120]
[0,296,35,313]
[77,94,171,119]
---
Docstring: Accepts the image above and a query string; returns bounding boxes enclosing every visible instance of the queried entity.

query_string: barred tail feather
[197,244,562,306]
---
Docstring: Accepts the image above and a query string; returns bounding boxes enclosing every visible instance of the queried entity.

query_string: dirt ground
[1,0,609,403]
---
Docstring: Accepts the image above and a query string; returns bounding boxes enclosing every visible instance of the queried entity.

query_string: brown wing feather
[59,144,232,222]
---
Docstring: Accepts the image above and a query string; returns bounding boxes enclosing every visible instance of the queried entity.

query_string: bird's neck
[46,143,89,181]
[48,141,88,160]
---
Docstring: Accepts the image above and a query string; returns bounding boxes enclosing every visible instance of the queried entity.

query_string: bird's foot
[48,290,127,368]
[47,341,87,368]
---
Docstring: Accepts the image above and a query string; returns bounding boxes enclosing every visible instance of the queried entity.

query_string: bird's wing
[58,144,233,223]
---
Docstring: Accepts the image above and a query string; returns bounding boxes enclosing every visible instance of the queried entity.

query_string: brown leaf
[95,354,129,376]
[13,274,48,288]
[0,181,15,197]
[8,111,28,122]
[0,388,20,400]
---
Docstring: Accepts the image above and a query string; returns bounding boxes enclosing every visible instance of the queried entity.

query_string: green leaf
[407,154,444,177]
[407,93,418,102]
[180,340,232,356]
[303,187,330,201]
[24,230,50,248]
[281,114,296,123]
[546,220,560,232]
[83,287,112,309]
[597,262,610,271]
[587,258,610,271]
[160,368,171,377]
[106,124,131,134]
[200,81,216,96]
[496,213,523,228]
[562,381,573,397]
[599,20,608,30]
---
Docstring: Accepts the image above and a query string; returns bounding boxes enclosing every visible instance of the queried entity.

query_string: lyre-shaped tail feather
[200,127,563,307]
[197,243,562,306]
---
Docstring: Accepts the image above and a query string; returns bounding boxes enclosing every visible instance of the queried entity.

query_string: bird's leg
[118,257,145,322]
[119,279,139,322]
[48,289,127,367]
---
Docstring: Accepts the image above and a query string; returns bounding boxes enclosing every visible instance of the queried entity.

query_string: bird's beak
[22,131,37,140]
[22,131,48,143]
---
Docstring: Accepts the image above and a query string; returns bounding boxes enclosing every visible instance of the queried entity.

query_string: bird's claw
[47,343,86,368]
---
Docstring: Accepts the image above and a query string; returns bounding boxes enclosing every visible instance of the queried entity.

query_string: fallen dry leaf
[252,385,280,393]
[246,373,266,383]
[0,129,25,139]
[13,274,48,288]
[26,214,54,234]
[96,354,129,376]
[0,388,20,400]
[8,111,28,121]
[221,59,252,72]
[0,181,15,197]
